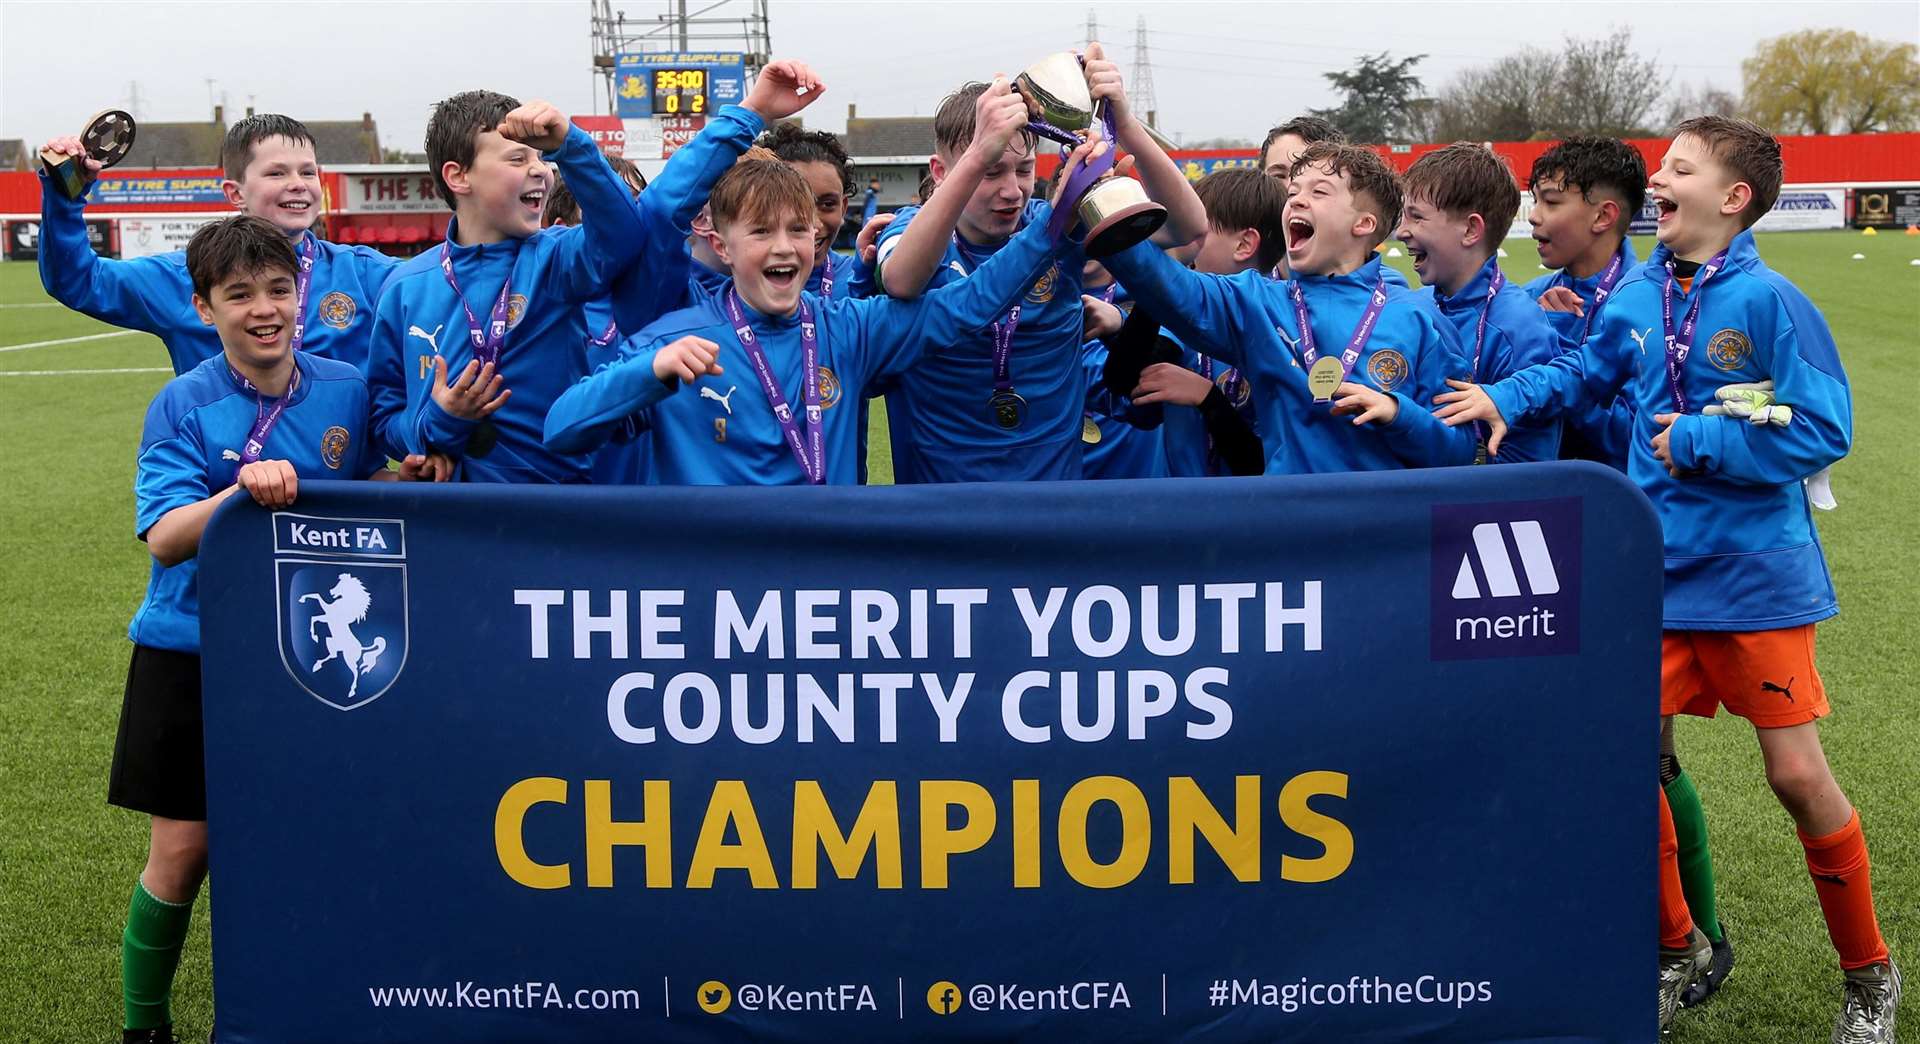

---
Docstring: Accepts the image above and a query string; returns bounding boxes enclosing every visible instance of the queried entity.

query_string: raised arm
[1101,238,1262,370]
[1084,43,1206,248]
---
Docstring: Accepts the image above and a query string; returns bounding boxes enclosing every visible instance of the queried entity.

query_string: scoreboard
[615,52,747,119]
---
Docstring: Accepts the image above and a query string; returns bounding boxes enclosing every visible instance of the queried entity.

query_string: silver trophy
[1015,52,1166,258]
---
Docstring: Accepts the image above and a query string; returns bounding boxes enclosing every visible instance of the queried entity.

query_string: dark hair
[221,114,315,181]
[1289,142,1403,247]
[1195,168,1289,271]
[425,90,520,209]
[186,216,299,298]
[1402,142,1521,248]
[542,157,647,227]
[757,123,853,195]
[932,81,1035,159]
[1672,115,1783,228]
[1260,116,1344,171]
[1528,136,1648,218]
[709,157,814,232]
[915,172,935,204]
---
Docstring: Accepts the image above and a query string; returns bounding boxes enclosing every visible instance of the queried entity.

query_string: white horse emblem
[299,573,388,701]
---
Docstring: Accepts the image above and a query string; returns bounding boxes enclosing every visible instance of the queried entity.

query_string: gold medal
[1307,356,1344,402]
[1081,416,1102,444]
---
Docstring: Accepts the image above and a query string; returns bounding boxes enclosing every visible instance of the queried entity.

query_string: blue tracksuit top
[1487,229,1850,631]
[1522,239,1643,470]
[544,215,1064,486]
[130,352,382,653]
[1420,254,1563,463]
[1105,242,1476,475]
[38,184,396,375]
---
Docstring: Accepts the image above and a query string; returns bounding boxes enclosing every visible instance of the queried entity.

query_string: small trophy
[39,110,137,202]
[1015,52,1166,258]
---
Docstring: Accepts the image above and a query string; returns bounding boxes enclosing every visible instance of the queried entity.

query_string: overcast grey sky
[3,0,1914,155]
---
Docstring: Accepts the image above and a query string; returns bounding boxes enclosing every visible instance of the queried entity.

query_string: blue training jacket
[1419,254,1563,463]
[130,353,383,653]
[37,185,397,375]
[1105,242,1475,475]
[1522,239,1643,470]
[543,214,1064,486]
[364,124,657,483]
[874,198,1089,483]
[1486,229,1851,631]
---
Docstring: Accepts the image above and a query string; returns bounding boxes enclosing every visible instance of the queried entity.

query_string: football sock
[123,879,194,1030]
[1799,810,1890,970]
[1657,787,1695,951]
[1664,769,1724,944]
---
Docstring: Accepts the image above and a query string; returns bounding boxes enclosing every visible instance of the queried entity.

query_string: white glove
[1702,380,1792,426]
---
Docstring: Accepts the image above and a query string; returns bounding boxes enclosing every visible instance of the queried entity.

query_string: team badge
[506,294,528,329]
[1706,328,1752,372]
[320,425,350,470]
[1025,264,1058,304]
[274,514,408,711]
[318,291,356,329]
[818,366,842,410]
[1367,348,1409,391]
[1215,368,1251,409]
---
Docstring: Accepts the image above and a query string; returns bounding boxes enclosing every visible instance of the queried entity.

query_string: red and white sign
[341,172,442,214]
[661,116,706,158]
[571,115,627,158]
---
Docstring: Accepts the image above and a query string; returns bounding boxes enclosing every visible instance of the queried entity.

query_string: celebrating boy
[1437,116,1897,1039]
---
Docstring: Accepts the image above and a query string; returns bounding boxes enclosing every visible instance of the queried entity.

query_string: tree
[1743,29,1920,134]
[1422,29,1665,144]
[1663,82,1743,129]
[1311,52,1427,144]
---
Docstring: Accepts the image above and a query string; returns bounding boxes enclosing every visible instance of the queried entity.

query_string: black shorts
[107,645,205,821]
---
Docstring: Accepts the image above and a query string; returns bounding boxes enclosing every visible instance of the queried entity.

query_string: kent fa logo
[273,513,408,710]
[1430,497,1581,661]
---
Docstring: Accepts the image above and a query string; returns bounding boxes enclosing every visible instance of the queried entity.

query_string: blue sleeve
[1486,300,1635,432]
[846,252,876,301]
[1482,324,1564,464]
[611,105,764,333]
[1668,295,1851,484]
[846,216,1065,384]
[536,126,651,304]
[1102,239,1263,369]
[542,332,678,454]
[415,396,478,457]
[350,244,402,295]
[134,400,210,540]
[1380,307,1476,467]
[364,283,417,461]
[37,175,189,334]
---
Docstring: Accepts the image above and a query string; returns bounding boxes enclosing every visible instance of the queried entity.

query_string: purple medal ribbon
[439,239,517,367]
[1576,247,1628,345]
[288,234,316,355]
[1100,282,1117,305]
[1287,274,1389,384]
[1468,264,1507,382]
[725,290,824,485]
[814,257,835,303]
[230,365,300,465]
[1661,248,1730,414]
[954,234,1023,395]
[588,320,620,349]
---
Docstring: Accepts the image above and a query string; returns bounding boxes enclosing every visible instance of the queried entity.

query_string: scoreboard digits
[650,68,708,115]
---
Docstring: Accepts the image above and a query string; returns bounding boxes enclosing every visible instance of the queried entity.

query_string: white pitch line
[0,302,65,308]
[0,366,170,377]
[0,330,142,353]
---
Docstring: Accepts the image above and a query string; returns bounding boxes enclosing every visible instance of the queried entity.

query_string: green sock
[123,879,194,1030]
[1664,770,1724,944]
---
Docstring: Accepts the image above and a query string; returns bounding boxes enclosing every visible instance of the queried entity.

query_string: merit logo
[1431,498,1581,660]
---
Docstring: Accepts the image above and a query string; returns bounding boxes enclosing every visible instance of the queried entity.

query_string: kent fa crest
[273,513,409,711]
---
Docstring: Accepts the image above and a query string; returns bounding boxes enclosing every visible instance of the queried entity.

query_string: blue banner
[198,465,1660,1042]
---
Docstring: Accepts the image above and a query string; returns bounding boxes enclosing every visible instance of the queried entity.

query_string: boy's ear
[192,292,214,328]
[1591,198,1621,236]
[1461,212,1487,249]
[221,178,245,209]
[1351,211,1378,241]
[1721,180,1754,220]
[926,153,947,188]
[1233,227,1258,264]
[441,161,471,200]
[707,226,733,268]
